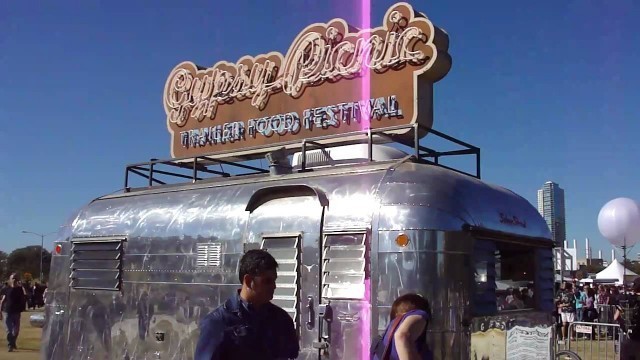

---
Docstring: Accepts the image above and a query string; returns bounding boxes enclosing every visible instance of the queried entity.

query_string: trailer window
[322,232,368,300]
[474,239,536,315]
[260,235,301,325]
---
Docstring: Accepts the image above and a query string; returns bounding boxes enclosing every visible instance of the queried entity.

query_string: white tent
[595,260,640,285]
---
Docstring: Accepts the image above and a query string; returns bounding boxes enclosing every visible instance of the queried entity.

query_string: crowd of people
[497,284,535,310]
[554,278,640,359]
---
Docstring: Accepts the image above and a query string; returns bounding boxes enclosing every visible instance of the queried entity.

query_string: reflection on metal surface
[42,160,553,360]
[29,313,45,328]
[336,311,361,323]
[375,230,481,359]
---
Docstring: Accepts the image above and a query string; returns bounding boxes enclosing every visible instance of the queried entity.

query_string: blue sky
[1,0,638,260]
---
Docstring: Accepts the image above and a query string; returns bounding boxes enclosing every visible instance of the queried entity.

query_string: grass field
[0,310,41,360]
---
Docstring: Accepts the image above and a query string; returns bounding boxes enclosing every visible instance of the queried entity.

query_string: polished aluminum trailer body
[41,157,554,360]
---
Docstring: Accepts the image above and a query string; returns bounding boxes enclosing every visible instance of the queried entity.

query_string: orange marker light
[395,234,410,247]
[55,244,62,254]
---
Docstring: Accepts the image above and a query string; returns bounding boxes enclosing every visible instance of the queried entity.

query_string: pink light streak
[358,1,372,357]
[361,278,372,360]
[359,0,371,133]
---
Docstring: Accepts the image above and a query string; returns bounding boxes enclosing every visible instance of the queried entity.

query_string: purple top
[381,309,432,360]
[585,296,595,308]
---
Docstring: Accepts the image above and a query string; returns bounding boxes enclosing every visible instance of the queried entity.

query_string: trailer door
[245,186,327,360]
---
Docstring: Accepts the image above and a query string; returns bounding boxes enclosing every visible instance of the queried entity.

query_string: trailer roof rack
[124,123,480,192]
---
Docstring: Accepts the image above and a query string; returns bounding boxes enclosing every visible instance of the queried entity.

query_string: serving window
[473,239,540,315]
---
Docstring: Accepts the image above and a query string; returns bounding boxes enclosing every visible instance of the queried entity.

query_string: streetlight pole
[21,230,57,281]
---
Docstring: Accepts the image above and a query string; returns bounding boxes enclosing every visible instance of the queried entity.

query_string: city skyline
[563,236,640,263]
[537,180,637,262]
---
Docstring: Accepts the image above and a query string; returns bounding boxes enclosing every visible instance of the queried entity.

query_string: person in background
[0,282,8,313]
[553,282,563,342]
[596,285,609,305]
[575,285,586,323]
[556,282,576,343]
[22,280,33,310]
[194,249,299,360]
[505,288,514,304]
[583,287,597,322]
[610,287,621,306]
[524,284,535,308]
[0,273,27,352]
[136,291,154,341]
[0,281,8,338]
[371,293,433,360]
[582,287,598,339]
[509,289,525,310]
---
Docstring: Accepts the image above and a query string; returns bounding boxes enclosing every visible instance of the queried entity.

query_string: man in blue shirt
[195,249,299,360]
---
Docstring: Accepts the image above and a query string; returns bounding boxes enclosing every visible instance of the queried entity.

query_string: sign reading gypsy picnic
[163,2,452,158]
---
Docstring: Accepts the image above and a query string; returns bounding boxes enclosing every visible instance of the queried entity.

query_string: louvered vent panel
[306,149,333,165]
[70,237,125,291]
[322,233,367,299]
[261,236,300,325]
[196,243,222,267]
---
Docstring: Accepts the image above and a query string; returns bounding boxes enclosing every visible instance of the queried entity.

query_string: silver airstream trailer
[39,126,557,360]
[39,3,559,359]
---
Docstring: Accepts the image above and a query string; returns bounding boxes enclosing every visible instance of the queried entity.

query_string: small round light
[395,234,410,247]
[55,244,62,254]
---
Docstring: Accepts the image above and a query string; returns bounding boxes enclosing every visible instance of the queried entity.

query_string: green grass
[0,310,42,360]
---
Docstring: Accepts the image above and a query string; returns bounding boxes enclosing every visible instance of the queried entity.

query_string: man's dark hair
[238,249,279,283]
[565,282,573,291]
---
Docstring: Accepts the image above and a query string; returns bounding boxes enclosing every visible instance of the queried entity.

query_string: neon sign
[163,2,451,158]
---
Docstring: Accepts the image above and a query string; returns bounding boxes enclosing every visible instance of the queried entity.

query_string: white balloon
[597,197,640,247]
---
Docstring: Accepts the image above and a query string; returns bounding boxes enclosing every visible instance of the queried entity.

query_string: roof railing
[124,123,480,192]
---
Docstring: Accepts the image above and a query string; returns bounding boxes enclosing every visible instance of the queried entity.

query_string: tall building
[537,181,566,247]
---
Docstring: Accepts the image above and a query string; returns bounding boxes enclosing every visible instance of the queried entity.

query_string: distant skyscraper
[537,181,566,247]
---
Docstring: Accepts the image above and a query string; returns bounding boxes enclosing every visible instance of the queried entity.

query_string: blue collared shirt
[194,292,299,360]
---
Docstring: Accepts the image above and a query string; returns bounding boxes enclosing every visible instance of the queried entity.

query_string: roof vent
[292,144,407,169]
[197,242,222,267]
[265,147,293,175]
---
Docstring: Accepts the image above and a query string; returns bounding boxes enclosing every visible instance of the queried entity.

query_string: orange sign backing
[163,2,451,158]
